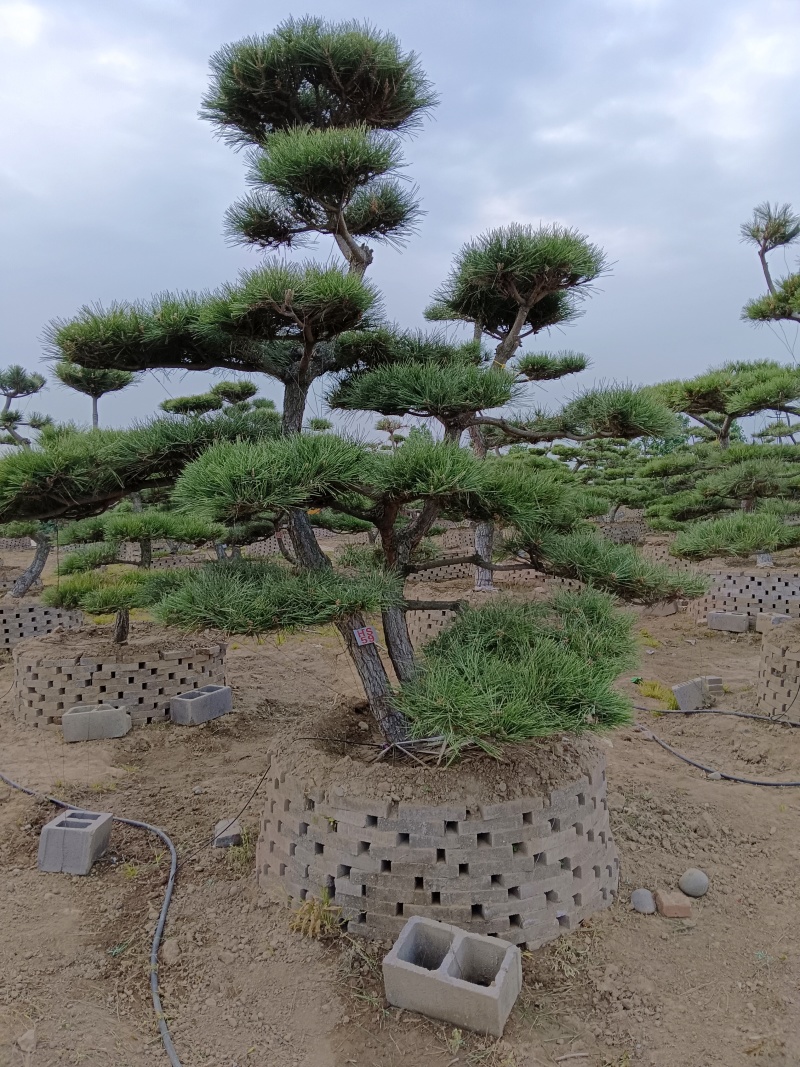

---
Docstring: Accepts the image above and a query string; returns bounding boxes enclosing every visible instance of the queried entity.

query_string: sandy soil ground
[1,549,799,1067]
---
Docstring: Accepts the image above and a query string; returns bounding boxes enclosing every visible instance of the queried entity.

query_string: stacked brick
[407,609,457,647]
[256,754,618,949]
[148,554,206,571]
[687,571,800,622]
[244,537,281,558]
[0,603,82,649]
[757,622,800,718]
[14,639,226,727]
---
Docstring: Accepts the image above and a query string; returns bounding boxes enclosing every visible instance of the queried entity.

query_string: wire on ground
[0,770,183,1067]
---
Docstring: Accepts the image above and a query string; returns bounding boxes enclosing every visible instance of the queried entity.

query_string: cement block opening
[448,936,506,987]
[396,921,454,971]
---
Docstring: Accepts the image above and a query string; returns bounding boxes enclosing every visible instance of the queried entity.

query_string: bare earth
[1,551,799,1067]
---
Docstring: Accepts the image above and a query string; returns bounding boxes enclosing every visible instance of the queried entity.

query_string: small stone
[707,772,722,781]
[631,889,656,914]
[342,1015,351,1025]
[219,950,236,965]
[17,1030,36,1053]
[161,940,181,965]
[334,786,345,797]
[654,890,693,918]
[193,787,205,795]
[496,781,507,794]
[358,721,369,731]
[678,868,709,898]
[607,791,626,813]
[213,818,243,848]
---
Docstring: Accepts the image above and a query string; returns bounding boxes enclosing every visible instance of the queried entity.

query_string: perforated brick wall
[687,571,800,621]
[244,537,281,558]
[0,602,82,648]
[406,609,457,647]
[13,639,226,727]
[757,624,800,717]
[0,537,35,551]
[147,554,206,571]
[256,754,619,949]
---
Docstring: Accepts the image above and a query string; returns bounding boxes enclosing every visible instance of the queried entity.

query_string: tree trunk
[276,531,297,564]
[113,607,130,644]
[473,522,496,591]
[139,538,152,569]
[229,545,242,559]
[288,509,329,569]
[282,378,310,435]
[608,502,622,522]
[11,534,50,597]
[333,616,409,742]
[214,542,227,560]
[92,396,99,429]
[381,604,417,684]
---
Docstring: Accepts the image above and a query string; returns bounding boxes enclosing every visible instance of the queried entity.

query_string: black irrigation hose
[0,771,183,1067]
[633,704,800,728]
[630,709,800,787]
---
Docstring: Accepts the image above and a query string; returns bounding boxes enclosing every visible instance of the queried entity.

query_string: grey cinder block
[38,809,113,875]
[213,818,243,848]
[383,915,522,1037]
[671,679,704,712]
[707,612,752,633]
[61,704,132,743]
[170,685,232,725]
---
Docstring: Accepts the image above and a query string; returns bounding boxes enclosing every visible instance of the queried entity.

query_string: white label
[353,626,377,646]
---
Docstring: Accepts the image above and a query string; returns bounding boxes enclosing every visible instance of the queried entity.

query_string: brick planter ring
[257,753,619,949]
[13,636,226,727]
[757,620,800,717]
[0,601,82,648]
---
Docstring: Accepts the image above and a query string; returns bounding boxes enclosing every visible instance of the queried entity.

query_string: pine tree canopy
[161,394,224,416]
[209,380,258,403]
[0,406,281,523]
[0,365,46,399]
[200,17,436,148]
[515,351,589,381]
[48,265,380,382]
[649,361,800,442]
[53,362,137,399]
[431,224,605,359]
[329,362,518,420]
[425,289,581,341]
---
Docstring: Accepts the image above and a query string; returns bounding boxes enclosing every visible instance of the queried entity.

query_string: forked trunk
[333,616,409,743]
[11,534,50,597]
[113,607,130,644]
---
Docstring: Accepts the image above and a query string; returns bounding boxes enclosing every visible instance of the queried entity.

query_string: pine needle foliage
[515,351,588,381]
[671,513,800,559]
[53,362,136,399]
[58,542,119,575]
[330,362,517,418]
[201,16,437,147]
[154,560,402,634]
[393,590,635,753]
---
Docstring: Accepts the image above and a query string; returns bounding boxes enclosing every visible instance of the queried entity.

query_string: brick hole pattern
[0,576,42,594]
[13,642,226,727]
[0,537,35,551]
[0,605,82,649]
[687,571,800,621]
[757,631,800,717]
[256,754,619,949]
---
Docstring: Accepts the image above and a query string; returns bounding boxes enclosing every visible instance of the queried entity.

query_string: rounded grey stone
[678,868,709,897]
[631,888,656,914]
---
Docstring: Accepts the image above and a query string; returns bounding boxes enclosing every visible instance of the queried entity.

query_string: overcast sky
[1,0,799,430]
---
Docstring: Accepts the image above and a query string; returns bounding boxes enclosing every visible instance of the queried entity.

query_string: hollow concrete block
[170,684,232,726]
[707,612,752,633]
[671,678,705,712]
[61,704,132,743]
[37,809,112,875]
[382,915,522,1037]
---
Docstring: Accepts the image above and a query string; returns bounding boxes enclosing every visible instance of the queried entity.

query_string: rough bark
[333,616,409,742]
[112,607,130,644]
[473,522,497,592]
[92,396,99,429]
[381,604,417,684]
[11,534,50,597]
[214,543,227,561]
[139,538,152,569]
[282,378,310,435]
